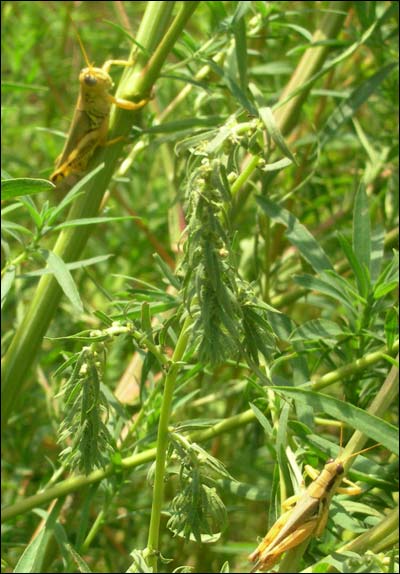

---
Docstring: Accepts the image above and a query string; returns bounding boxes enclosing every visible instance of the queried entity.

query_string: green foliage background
[1,2,398,573]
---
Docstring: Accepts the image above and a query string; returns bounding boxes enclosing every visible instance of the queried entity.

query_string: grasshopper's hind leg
[250,519,318,572]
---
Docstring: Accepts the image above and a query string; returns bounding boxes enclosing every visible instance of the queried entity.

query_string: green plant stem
[119,1,200,100]
[311,342,399,391]
[146,314,192,571]
[81,509,105,554]
[2,344,395,524]
[230,154,261,196]
[1,1,199,430]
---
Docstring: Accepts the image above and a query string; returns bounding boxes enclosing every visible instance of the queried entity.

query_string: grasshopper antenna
[69,16,95,70]
[344,441,381,462]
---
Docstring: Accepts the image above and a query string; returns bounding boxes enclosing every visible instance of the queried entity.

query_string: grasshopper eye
[84,74,97,86]
[336,462,344,474]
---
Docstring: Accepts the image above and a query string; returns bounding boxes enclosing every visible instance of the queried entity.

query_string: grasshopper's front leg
[108,93,149,111]
[102,57,151,111]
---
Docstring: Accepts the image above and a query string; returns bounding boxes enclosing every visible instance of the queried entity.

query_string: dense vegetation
[2,2,398,573]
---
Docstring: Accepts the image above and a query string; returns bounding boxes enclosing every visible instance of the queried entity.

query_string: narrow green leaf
[257,196,333,273]
[231,0,252,25]
[233,17,247,90]
[337,232,370,298]
[260,157,293,172]
[49,163,105,221]
[217,478,268,501]
[320,63,397,148]
[1,169,13,179]
[62,543,92,573]
[54,216,138,230]
[20,255,113,278]
[250,62,293,76]
[45,250,84,312]
[385,308,398,350]
[276,401,291,471]
[249,402,272,435]
[13,500,63,573]
[1,266,15,309]
[18,197,43,228]
[374,280,398,299]
[206,60,257,115]
[141,302,153,338]
[258,107,298,165]
[144,116,223,133]
[274,22,313,42]
[1,178,54,200]
[353,183,371,274]
[1,81,48,91]
[373,252,399,299]
[294,274,355,312]
[290,319,345,342]
[370,225,385,282]
[13,529,48,573]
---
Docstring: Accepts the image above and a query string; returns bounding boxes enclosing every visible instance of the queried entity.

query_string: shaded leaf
[353,183,371,275]
[257,196,333,273]
[1,178,54,200]
[44,250,84,312]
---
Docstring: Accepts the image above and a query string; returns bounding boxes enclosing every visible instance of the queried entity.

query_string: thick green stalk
[146,314,192,571]
[1,1,200,429]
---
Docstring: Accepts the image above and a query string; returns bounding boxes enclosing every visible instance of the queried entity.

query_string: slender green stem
[230,155,260,197]
[146,315,192,571]
[128,2,200,97]
[81,509,105,553]
[311,342,399,391]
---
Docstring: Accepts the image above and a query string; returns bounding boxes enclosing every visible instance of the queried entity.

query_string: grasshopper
[50,29,149,188]
[248,442,380,572]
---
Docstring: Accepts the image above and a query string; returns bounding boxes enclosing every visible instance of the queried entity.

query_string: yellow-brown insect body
[249,460,339,572]
[248,444,379,573]
[50,27,149,190]
[50,66,114,185]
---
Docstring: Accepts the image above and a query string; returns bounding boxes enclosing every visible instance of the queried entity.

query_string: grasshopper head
[79,67,113,93]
